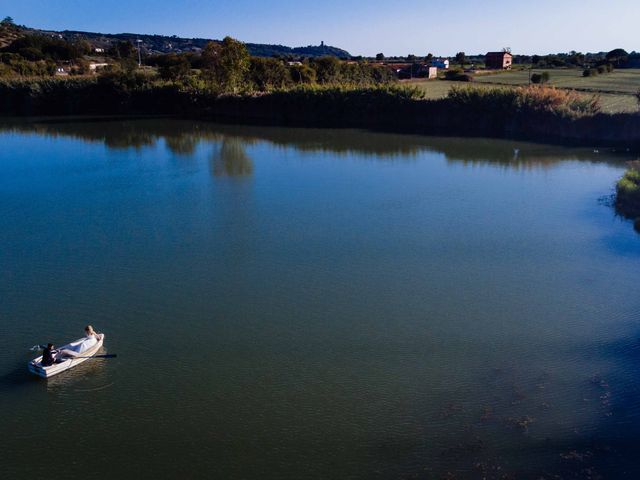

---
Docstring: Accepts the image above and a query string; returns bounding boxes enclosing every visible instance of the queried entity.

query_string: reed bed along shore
[1,77,639,147]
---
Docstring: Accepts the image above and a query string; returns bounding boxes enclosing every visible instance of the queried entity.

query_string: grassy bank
[1,77,640,147]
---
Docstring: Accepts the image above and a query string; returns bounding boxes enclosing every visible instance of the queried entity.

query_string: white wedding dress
[72,335,99,354]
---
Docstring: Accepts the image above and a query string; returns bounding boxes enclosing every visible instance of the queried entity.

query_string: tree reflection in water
[0,119,632,176]
[165,135,199,156]
[210,138,254,177]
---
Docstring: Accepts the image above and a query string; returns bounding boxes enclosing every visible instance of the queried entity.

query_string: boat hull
[28,334,105,378]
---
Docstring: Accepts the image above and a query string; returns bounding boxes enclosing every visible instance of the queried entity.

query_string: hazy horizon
[6,0,640,56]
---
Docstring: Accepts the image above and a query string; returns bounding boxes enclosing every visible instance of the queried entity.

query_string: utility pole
[136,39,142,67]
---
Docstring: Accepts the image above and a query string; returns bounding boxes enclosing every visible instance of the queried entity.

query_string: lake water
[1,119,639,479]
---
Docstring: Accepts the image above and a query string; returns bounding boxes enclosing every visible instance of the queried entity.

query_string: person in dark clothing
[41,343,58,367]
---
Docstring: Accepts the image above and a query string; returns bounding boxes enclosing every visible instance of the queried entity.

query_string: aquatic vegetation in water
[504,415,535,431]
[615,162,640,228]
[560,450,593,462]
[589,374,614,417]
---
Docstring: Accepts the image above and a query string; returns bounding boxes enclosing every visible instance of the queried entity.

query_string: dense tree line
[0,32,92,77]
[0,31,394,92]
[514,49,639,69]
[2,34,90,61]
[143,37,395,92]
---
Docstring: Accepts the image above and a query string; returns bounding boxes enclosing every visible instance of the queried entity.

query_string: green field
[408,69,640,113]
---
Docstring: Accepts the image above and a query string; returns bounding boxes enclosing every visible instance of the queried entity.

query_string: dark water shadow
[0,363,42,390]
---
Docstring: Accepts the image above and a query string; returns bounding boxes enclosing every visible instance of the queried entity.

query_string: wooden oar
[73,354,117,359]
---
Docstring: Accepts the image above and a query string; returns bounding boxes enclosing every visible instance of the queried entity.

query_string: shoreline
[1,79,640,149]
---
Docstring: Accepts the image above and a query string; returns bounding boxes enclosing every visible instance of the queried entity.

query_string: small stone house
[485,51,513,69]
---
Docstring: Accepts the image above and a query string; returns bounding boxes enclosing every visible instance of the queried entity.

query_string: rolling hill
[2,22,351,58]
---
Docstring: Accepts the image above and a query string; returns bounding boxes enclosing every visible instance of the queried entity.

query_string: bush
[597,65,606,74]
[444,69,473,82]
[583,68,595,77]
[531,73,542,84]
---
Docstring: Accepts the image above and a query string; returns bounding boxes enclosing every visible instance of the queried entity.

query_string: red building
[485,51,513,69]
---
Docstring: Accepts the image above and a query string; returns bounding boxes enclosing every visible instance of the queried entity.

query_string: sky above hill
[6,0,639,56]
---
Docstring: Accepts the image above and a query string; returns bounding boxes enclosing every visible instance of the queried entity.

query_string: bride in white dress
[51,325,102,361]
[76,325,101,353]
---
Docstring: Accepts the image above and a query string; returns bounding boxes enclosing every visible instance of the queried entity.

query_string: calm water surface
[1,119,639,479]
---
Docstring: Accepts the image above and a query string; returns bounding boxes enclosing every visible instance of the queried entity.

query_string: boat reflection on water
[44,353,113,392]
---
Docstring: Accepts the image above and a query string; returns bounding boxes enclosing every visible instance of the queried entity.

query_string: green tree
[1,16,14,25]
[311,56,341,84]
[375,53,384,61]
[158,53,191,81]
[290,63,316,84]
[567,51,584,66]
[455,51,466,68]
[202,36,250,93]
[109,40,136,60]
[249,57,290,90]
[425,53,433,63]
[605,48,629,67]
[406,54,416,63]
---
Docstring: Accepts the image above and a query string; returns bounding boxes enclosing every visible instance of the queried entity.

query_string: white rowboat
[28,334,105,378]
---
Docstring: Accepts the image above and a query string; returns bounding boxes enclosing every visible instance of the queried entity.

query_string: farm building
[485,51,513,69]
[431,58,449,69]
[391,63,437,79]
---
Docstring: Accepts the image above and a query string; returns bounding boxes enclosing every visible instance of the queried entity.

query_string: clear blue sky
[5,0,639,56]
